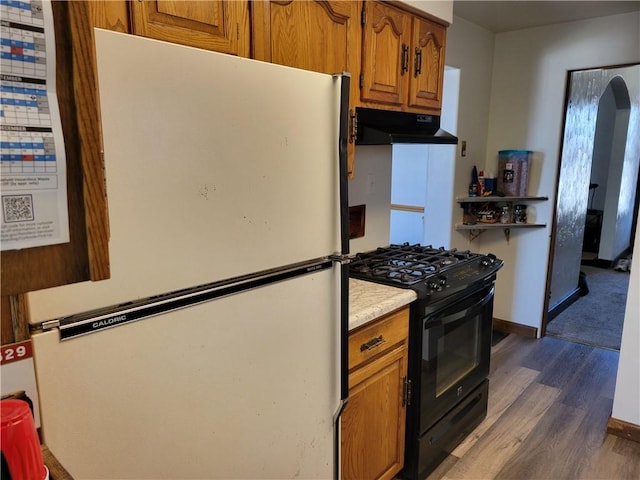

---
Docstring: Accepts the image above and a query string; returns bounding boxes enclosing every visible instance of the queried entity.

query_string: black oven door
[419,284,494,434]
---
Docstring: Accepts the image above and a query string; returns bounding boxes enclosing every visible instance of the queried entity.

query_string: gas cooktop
[349,244,503,301]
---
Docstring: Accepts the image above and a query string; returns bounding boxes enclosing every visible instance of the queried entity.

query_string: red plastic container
[1,399,47,480]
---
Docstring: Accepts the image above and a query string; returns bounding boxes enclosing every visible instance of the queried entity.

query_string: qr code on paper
[2,195,35,223]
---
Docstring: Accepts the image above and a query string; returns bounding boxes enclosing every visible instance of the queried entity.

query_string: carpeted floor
[546,264,630,350]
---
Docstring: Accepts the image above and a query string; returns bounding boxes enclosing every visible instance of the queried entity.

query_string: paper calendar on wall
[0,0,69,251]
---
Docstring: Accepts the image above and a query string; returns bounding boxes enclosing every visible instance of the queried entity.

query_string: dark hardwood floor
[427,334,640,480]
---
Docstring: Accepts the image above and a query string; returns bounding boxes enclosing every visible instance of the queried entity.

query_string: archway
[584,76,633,263]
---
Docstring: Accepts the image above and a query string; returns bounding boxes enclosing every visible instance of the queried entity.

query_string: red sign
[0,340,33,366]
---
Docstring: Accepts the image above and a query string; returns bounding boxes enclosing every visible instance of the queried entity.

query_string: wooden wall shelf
[456,223,546,230]
[456,195,549,242]
[456,195,548,203]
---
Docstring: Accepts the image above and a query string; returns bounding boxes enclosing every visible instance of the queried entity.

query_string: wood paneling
[1,295,14,345]
[1,294,29,345]
[68,1,111,283]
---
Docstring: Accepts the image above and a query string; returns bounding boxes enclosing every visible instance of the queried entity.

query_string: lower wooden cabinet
[342,307,409,480]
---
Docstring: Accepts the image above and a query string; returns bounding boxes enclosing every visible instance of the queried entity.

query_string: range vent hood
[355,107,458,145]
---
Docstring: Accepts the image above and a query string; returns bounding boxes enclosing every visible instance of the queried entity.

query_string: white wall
[401,0,454,24]
[445,11,640,426]
[475,12,640,329]
[349,146,393,253]
[469,11,640,428]
[390,145,428,245]
[612,224,640,425]
[442,16,495,253]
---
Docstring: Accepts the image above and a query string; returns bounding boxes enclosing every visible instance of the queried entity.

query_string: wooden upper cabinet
[361,2,446,114]
[252,1,362,178]
[252,1,361,75]
[408,17,445,110]
[88,0,130,33]
[360,1,412,107]
[130,0,250,56]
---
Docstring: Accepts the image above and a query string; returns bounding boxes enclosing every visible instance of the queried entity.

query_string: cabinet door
[131,0,249,56]
[408,17,446,111]
[252,0,361,178]
[360,2,412,106]
[341,345,408,480]
[88,1,130,32]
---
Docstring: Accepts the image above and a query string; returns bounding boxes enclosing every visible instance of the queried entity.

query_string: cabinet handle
[349,109,357,144]
[414,47,422,78]
[401,44,409,75]
[360,335,386,352]
[403,377,412,407]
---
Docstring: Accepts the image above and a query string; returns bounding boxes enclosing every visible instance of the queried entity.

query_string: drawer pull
[360,335,386,352]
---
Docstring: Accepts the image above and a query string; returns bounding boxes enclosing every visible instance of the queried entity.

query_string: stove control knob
[481,254,497,267]
[428,276,447,291]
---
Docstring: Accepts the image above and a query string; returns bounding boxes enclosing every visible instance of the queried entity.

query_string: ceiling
[452,1,640,33]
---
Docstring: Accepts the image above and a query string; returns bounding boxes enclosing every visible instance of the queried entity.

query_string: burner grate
[350,243,503,301]
[350,244,479,285]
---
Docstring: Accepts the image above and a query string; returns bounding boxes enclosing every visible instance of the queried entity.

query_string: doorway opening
[543,64,639,350]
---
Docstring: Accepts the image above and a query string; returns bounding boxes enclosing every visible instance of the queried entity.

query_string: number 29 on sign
[0,340,33,365]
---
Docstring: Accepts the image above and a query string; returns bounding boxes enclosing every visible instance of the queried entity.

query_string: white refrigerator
[27,29,350,479]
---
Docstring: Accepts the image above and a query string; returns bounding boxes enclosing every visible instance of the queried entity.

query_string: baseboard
[607,416,640,443]
[547,287,580,322]
[581,248,631,268]
[581,258,613,268]
[492,318,538,338]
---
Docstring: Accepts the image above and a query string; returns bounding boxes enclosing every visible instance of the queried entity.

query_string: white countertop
[349,278,417,331]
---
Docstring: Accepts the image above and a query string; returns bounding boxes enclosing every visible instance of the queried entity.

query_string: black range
[349,243,503,480]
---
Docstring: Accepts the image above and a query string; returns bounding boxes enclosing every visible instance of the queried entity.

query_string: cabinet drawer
[349,307,409,371]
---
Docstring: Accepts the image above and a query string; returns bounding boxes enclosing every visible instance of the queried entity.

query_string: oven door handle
[426,287,494,328]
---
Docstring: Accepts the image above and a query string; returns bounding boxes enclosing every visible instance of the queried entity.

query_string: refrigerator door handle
[35,258,334,341]
[328,254,351,264]
[333,72,350,256]
[332,71,351,405]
